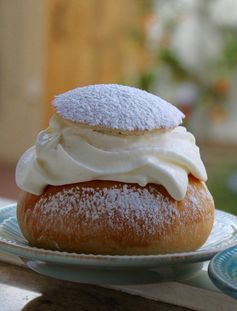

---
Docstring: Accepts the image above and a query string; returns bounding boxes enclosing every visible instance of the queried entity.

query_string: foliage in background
[135,0,237,122]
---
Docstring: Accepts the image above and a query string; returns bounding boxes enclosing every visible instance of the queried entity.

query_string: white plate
[0,204,237,284]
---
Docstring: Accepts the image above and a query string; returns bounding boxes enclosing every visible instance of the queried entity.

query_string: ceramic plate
[208,245,237,299]
[0,204,237,284]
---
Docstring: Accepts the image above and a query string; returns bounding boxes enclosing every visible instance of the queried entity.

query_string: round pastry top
[52,84,184,134]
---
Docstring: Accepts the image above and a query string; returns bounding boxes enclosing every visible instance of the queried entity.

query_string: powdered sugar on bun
[17,177,214,255]
[52,84,184,134]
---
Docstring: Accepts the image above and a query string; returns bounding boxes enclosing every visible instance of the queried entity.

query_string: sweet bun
[17,176,214,255]
[52,84,184,135]
[16,84,215,255]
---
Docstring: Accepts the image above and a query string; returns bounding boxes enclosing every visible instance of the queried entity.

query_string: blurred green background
[203,144,237,215]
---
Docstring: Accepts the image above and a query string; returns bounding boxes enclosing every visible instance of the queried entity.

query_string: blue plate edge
[208,245,237,295]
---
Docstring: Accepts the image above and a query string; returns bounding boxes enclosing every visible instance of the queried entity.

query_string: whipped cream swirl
[16,115,207,200]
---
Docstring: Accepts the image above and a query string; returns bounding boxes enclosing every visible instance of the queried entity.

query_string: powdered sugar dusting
[33,181,212,241]
[34,185,175,237]
[52,84,184,131]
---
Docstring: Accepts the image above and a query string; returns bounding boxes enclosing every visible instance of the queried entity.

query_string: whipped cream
[16,115,207,200]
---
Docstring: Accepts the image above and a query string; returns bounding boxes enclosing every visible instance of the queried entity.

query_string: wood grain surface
[0,262,190,311]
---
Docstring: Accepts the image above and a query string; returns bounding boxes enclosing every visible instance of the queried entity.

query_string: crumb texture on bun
[52,84,184,133]
[17,176,214,255]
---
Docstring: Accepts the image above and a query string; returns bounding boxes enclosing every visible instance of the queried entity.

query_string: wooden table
[0,262,189,311]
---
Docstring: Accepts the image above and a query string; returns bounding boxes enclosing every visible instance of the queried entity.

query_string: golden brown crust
[17,176,214,255]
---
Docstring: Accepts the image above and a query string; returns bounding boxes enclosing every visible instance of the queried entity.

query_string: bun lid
[52,84,184,135]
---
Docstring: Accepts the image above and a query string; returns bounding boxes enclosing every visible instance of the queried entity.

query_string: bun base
[17,176,214,255]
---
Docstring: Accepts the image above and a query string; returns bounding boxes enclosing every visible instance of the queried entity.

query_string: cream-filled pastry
[16,84,214,255]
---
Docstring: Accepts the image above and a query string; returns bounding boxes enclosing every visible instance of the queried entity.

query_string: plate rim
[0,204,237,266]
[208,245,237,293]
